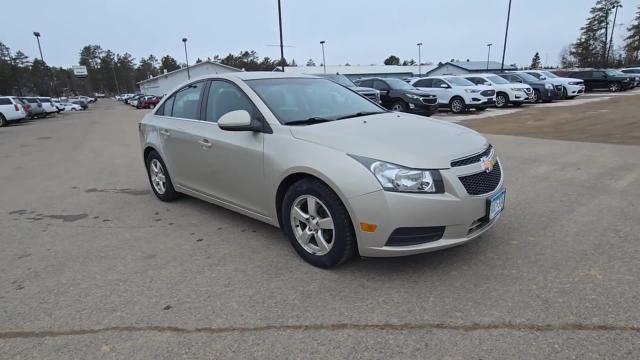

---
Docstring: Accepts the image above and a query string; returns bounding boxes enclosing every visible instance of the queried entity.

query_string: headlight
[464,89,481,93]
[568,81,582,85]
[405,93,421,99]
[350,156,444,193]
[510,88,524,92]
[544,82,554,90]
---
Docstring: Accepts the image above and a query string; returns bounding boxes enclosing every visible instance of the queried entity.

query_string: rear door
[372,80,392,105]
[591,71,607,89]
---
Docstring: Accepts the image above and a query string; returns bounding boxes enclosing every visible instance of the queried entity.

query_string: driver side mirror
[539,76,547,80]
[218,110,265,132]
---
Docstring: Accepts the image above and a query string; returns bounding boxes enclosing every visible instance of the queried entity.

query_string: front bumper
[510,90,534,103]
[565,84,585,96]
[348,160,505,257]
[406,100,438,115]
[539,88,560,101]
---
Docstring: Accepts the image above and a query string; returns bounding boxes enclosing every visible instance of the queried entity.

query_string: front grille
[385,226,446,247]
[458,161,502,196]
[451,145,492,167]
[523,88,532,94]
[555,85,563,93]
[362,93,378,102]
[480,90,495,97]
[421,97,438,105]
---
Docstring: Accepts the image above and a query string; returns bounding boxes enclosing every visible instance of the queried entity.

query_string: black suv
[565,69,633,92]
[354,77,438,116]
[495,73,560,102]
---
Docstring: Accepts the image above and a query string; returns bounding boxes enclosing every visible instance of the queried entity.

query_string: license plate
[487,189,506,220]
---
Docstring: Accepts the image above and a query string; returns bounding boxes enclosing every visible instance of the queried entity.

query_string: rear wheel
[562,86,569,99]
[0,114,7,127]
[390,100,408,112]
[282,178,356,268]
[495,93,509,108]
[449,97,466,114]
[532,89,541,103]
[609,82,621,92]
[145,151,180,202]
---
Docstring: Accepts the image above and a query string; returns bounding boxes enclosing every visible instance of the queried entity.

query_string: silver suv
[139,73,505,267]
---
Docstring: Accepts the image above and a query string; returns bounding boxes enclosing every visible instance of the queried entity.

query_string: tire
[390,100,408,112]
[0,114,7,127]
[562,86,569,100]
[532,89,541,103]
[145,151,180,202]
[609,82,621,92]
[495,93,509,108]
[282,178,356,268]
[449,97,466,114]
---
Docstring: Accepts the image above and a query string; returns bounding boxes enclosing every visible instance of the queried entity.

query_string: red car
[136,96,162,109]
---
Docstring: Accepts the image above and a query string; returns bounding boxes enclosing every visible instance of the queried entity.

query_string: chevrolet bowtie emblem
[480,156,495,173]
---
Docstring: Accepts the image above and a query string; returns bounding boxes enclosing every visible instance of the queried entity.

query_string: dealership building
[283,65,435,81]
[137,61,241,96]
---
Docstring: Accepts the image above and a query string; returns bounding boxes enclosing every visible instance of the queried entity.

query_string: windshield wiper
[286,117,333,126]
[336,111,386,120]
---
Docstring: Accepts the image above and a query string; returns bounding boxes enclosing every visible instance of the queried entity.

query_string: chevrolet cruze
[139,72,505,268]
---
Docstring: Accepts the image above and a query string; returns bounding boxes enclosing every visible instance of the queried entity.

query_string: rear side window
[0,98,11,105]
[592,71,606,78]
[431,79,447,88]
[205,81,256,123]
[527,72,542,79]
[169,82,205,119]
[465,77,483,85]
[413,79,432,87]
[372,80,389,90]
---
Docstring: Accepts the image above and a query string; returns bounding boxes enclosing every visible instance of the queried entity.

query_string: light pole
[417,42,423,76]
[486,43,493,70]
[33,31,57,96]
[182,38,190,80]
[607,4,622,64]
[320,41,326,73]
[33,32,44,61]
[277,0,285,71]
[500,0,512,72]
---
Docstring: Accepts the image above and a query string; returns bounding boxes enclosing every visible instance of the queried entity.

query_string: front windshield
[385,78,415,90]
[606,70,624,76]
[321,74,355,87]
[487,75,510,85]
[247,78,385,124]
[445,77,475,86]
[514,72,539,82]
[541,71,558,78]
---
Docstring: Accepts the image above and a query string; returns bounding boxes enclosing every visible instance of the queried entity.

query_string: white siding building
[138,61,242,96]
[427,61,517,76]
[284,65,435,81]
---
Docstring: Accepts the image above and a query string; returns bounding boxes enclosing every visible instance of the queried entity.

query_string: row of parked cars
[115,93,162,109]
[0,95,96,127]
[317,68,636,116]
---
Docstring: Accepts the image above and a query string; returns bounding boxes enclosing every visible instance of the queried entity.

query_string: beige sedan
[139,72,505,268]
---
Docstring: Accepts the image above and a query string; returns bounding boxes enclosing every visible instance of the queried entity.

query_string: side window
[413,79,432,88]
[372,80,389,90]
[466,77,482,85]
[431,79,446,88]
[358,79,373,87]
[0,98,11,105]
[205,80,256,123]
[527,72,542,79]
[171,81,204,119]
[592,71,605,78]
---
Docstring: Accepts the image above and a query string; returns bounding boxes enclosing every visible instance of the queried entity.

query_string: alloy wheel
[289,195,335,256]
[149,159,167,195]
[451,99,464,113]
[496,95,506,107]
[391,104,403,111]
[609,83,620,92]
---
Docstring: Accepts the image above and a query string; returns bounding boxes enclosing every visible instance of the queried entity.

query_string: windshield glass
[541,71,558,78]
[247,78,384,125]
[513,72,539,82]
[487,75,510,85]
[607,70,625,76]
[385,78,415,90]
[320,74,355,87]
[444,77,475,86]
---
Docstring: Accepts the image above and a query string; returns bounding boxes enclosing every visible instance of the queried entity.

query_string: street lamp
[320,41,326,74]
[182,37,190,80]
[417,42,423,77]
[500,0,512,72]
[277,0,285,71]
[33,31,57,96]
[33,32,44,61]
[486,43,493,70]
[607,4,623,64]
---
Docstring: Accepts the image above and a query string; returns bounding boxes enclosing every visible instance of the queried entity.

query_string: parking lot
[1,96,639,358]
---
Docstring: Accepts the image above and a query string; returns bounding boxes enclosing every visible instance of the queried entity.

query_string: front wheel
[145,151,180,202]
[532,89,541,103]
[390,101,408,112]
[282,178,356,268]
[0,114,7,127]
[609,82,621,92]
[495,93,509,108]
[449,97,466,114]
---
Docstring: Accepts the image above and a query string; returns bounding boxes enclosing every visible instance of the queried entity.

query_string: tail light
[14,104,20,111]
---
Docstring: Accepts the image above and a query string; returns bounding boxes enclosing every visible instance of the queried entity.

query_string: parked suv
[565,69,633,92]
[521,70,585,99]
[354,77,438,116]
[463,74,533,108]
[140,72,505,268]
[620,68,640,87]
[20,97,47,118]
[318,74,380,103]
[409,76,495,113]
[0,96,28,126]
[495,73,559,102]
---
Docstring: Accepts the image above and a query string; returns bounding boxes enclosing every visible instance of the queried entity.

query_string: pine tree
[530,52,542,69]
[624,6,640,64]
[571,0,621,67]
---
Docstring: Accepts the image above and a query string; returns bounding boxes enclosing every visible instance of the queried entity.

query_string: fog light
[360,223,378,233]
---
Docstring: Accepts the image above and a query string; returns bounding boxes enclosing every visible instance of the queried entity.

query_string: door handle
[198,139,212,148]
[160,129,171,137]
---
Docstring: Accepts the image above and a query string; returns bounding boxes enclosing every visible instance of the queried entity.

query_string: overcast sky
[3,0,640,68]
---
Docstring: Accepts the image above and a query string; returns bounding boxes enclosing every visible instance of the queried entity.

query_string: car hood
[288,113,487,169]
[556,77,583,83]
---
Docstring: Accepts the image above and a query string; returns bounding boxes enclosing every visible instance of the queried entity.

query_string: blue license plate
[488,190,506,220]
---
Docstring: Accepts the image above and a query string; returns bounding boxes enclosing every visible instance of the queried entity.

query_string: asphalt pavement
[0,100,639,359]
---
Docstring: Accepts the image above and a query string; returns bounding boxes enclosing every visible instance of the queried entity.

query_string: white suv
[0,96,28,126]
[463,74,534,108]
[520,70,585,99]
[409,76,496,114]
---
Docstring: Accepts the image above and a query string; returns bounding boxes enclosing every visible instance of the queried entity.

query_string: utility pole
[320,41,326,73]
[417,42,423,76]
[33,31,58,96]
[486,43,493,70]
[277,0,285,71]
[182,38,190,80]
[500,0,512,72]
[607,4,622,64]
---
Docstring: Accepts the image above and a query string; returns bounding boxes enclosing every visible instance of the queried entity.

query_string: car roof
[187,71,318,83]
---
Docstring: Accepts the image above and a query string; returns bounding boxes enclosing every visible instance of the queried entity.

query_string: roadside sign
[72,65,88,78]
